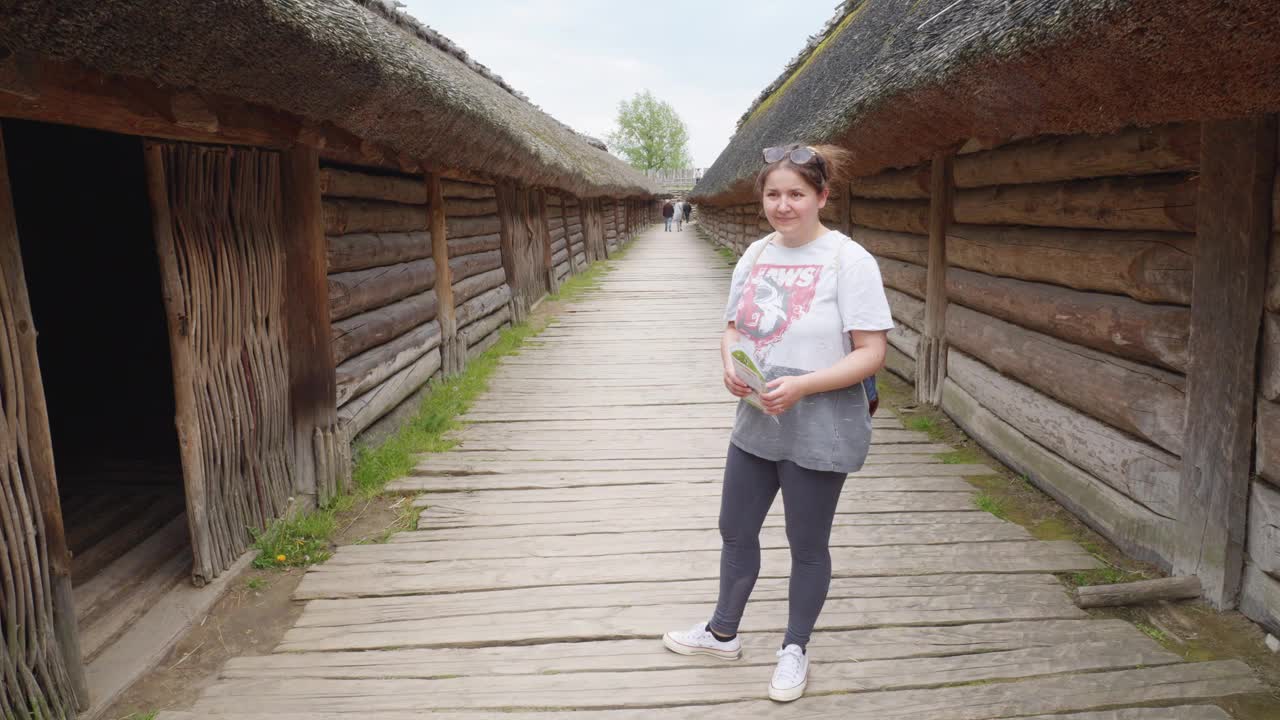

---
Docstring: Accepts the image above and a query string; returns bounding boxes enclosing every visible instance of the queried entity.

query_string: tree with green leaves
[607,90,693,171]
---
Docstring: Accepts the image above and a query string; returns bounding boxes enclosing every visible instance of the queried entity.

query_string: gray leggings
[710,443,846,648]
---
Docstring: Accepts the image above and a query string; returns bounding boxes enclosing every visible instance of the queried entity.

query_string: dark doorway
[4,120,190,662]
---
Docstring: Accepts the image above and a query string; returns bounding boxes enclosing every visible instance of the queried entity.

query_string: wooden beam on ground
[1074,576,1202,609]
[428,172,463,375]
[1175,116,1277,608]
[917,153,952,406]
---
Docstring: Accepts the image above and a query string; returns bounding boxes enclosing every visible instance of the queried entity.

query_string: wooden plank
[330,523,1028,564]
[223,619,1133,676]
[948,304,1186,456]
[1175,116,1276,607]
[859,225,1195,305]
[191,641,1173,711]
[941,379,1176,568]
[153,661,1267,720]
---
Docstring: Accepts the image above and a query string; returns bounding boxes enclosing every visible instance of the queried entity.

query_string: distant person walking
[682,200,693,225]
[674,199,686,231]
[662,200,675,231]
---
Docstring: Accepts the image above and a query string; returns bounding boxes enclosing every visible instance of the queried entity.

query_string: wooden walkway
[161,225,1264,718]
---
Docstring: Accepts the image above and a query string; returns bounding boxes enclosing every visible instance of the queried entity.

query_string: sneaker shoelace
[774,646,805,685]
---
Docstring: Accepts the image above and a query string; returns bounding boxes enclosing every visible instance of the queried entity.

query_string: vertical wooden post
[0,123,88,708]
[144,141,216,585]
[1175,116,1277,608]
[279,145,336,508]
[916,153,953,405]
[429,172,464,375]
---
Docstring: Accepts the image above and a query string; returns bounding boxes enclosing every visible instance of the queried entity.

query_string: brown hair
[755,144,851,196]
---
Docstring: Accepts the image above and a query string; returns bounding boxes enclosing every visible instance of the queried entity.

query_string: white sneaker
[662,622,742,660]
[769,644,808,702]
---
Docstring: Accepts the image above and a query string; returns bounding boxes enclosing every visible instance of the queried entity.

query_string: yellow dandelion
[276,554,287,563]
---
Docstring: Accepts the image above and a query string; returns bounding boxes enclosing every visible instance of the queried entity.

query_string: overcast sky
[402,0,839,169]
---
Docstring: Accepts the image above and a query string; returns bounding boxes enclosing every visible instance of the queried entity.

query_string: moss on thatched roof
[693,0,1280,203]
[0,0,657,197]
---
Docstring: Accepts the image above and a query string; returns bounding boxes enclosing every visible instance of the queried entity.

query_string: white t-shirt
[724,230,894,372]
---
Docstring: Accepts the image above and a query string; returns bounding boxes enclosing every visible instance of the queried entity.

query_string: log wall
[696,122,1211,582]
[1246,183,1280,633]
[324,164,443,440]
[548,193,571,284]
[446,179,511,362]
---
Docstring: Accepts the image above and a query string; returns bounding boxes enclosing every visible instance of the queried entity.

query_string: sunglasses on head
[762,145,821,165]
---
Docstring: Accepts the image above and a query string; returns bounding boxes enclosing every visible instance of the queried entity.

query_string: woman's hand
[723,364,752,397]
[761,375,810,415]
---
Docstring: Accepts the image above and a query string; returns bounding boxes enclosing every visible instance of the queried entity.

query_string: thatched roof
[693,0,1280,203]
[0,0,658,198]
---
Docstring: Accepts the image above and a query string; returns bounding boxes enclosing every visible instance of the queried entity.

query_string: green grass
[1134,621,1169,644]
[937,448,983,465]
[246,576,266,591]
[973,492,1008,520]
[125,713,157,720]
[904,415,947,440]
[252,250,621,569]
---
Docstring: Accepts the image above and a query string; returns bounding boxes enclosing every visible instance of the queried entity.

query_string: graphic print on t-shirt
[736,263,824,354]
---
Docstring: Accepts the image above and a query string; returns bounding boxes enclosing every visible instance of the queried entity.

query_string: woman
[662,200,675,231]
[663,144,893,702]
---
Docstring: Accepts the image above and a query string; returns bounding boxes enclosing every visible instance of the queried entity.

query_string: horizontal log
[339,348,442,437]
[885,287,924,331]
[942,378,1176,569]
[948,350,1179,519]
[453,268,508,306]
[445,197,499,218]
[887,324,920,359]
[320,167,426,204]
[548,216,565,229]
[851,199,929,234]
[447,233,501,257]
[335,321,441,406]
[1073,576,1201,608]
[324,198,427,235]
[441,179,496,200]
[858,225,1195,305]
[945,265,1189,372]
[953,174,1198,232]
[466,326,505,361]
[455,285,513,329]
[1259,398,1280,485]
[1248,479,1280,580]
[446,214,502,239]
[551,248,569,267]
[449,249,503,284]
[328,258,436,322]
[460,303,512,347]
[947,304,1186,455]
[550,238,567,254]
[331,290,438,364]
[884,343,915,383]
[568,231,585,247]
[327,232,431,273]
[954,123,1200,190]
[877,257,926,299]
[1262,312,1280,401]
[1240,561,1280,636]
[851,166,931,199]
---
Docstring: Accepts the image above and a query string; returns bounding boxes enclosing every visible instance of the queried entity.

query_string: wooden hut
[692,0,1280,636]
[0,1,657,717]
